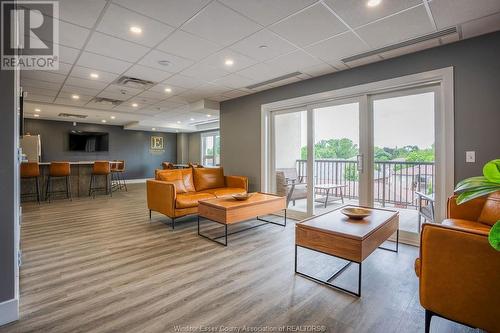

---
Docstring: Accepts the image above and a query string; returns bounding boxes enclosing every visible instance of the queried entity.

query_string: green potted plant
[454,159,500,250]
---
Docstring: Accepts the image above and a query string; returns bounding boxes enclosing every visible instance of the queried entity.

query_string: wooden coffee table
[197,192,286,246]
[295,205,399,297]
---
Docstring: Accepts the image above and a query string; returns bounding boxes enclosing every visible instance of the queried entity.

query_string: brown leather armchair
[147,167,248,229]
[415,192,500,333]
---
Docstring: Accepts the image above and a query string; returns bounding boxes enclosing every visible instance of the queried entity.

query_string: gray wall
[0,6,17,304]
[24,119,177,179]
[221,31,500,191]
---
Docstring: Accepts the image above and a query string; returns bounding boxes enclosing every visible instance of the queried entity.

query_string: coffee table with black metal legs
[295,205,399,297]
[197,192,287,246]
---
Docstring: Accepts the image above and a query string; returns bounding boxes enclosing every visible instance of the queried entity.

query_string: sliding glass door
[201,131,220,166]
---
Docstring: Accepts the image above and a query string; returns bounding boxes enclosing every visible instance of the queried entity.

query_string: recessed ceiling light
[129,26,142,34]
[71,94,80,100]
[90,73,99,79]
[259,45,268,49]
[158,60,170,66]
[101,119,107,123]
[110,116,116,119]
[152,128,156,131]
[366,0,381,7]
[33,114,40,117]
[164,87,172,93]
[206,114,212,117]
[177,121,181,124]
[34,108,41,112]
[132,103,138,107]
[224,59,234,66]
[190,118,195,121]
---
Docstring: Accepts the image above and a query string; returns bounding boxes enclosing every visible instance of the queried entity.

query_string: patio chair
[276,168,307,207]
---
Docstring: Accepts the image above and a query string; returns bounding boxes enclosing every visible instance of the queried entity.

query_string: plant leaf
[456,187,500,204]
[483,159,500,183]
[488,221,500,251]
[455,177,500,193]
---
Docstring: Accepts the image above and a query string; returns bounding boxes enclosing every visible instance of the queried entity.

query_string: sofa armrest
[225,175,248,191]
[417,222,500,332]
[146,180,176,218]
[447,194,486,220]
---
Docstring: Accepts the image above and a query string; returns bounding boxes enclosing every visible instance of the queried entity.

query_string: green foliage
[301,138,358,160]
[344,164,359,181]
[489,221,500,251]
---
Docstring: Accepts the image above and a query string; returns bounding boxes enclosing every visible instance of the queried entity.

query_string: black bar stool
[20,162,41,204]
[89,161,111,198]
[45,162,72,202]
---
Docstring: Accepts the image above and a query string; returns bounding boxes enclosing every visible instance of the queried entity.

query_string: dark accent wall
[0,0,17,304]
[24,119,177,179]
[220,31,500,191]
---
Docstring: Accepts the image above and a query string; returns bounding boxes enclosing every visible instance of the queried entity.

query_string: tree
[301,138,358,160]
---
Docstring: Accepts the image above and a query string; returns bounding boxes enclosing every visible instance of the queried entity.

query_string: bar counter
[21,161,111,202]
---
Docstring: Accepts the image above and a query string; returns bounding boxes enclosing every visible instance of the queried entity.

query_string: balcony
[290,159,435,233]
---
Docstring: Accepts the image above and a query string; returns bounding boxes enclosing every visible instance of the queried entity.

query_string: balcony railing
[296,159,435,208]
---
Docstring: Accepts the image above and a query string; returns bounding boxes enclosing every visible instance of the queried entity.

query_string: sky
[299,92,435,149]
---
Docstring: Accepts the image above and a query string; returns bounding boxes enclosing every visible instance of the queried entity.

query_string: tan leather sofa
[147,167,248,228]
[415,192,500,333]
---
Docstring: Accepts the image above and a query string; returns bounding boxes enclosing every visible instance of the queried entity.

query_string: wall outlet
[466,151,476,163]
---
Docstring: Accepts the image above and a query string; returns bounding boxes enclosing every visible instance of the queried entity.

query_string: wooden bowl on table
[232,193,252,201]
[341,207,372,220]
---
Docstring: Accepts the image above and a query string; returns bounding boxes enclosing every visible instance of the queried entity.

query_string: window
[201,131,220,166]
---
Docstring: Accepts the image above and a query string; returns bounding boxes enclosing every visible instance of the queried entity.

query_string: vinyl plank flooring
[0,184,478,333]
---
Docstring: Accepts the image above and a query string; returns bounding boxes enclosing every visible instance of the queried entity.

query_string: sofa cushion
[156,170,187,194]
[180,168,195,192]
[442,218,491,235]
[175,192,215,209]
[193,167,225,191]
[201,187,247,198]
[478,192,500,226]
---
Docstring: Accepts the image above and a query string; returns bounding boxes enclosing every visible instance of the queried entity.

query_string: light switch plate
[466,151,475,163]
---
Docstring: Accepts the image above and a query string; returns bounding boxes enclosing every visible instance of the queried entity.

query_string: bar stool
[115,160,127,191]
[45,162,72,202]
[20,162,41,204]
[89,161,111,198]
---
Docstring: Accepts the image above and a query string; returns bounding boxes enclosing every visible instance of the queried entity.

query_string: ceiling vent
[341,27,459,64]
[245,71,303,90]
[91,97,123,106]
[58,113,88,119]
[114,76,155,90]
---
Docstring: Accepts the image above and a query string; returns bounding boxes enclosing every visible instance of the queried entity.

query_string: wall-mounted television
[69,131,109,152]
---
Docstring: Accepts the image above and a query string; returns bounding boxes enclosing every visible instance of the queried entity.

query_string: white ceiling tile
[124,64,173,83]
[22,79,62,91]
[269,3,348,47]
[24,94,54,103]
[212,73,255,89]
[356,5,435,49]
[70,66,119,84]
[154,99,188,109]
[299,63,337,76]
[58,45,80,64]
[162,74,205,89]
[85,32,149,62]
[430,0,500,30]
[100,84,143,98]
[138,50,195,72]
[58,21,91,49]
[149,83,186,96]
[54,97,92,106]
[219,0,317,26]
[324,0,423,28]
[236,63,290,82]
[21,71,67,84]
[131,92,163,105]
[23,86,59,97]
[461,12,500,39]
[198,49,257,73]
[229,29,298,62]
[113,104,142,112]
[112,0,211,27]
[77,51,132,74]
[305,32,369,64]
[181,63,230,82]
[264,50,323,73]
[57,0,107,28]
[57,92,94,102]
[157,30,222,61]
[49,62,73,76]
[97,4,175,47]
[85,100,117,109]
[65,76,108,90]
[181,1,261,46]
[61,84,102,96]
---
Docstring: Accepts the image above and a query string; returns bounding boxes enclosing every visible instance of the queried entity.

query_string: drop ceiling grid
[21,0,500,128]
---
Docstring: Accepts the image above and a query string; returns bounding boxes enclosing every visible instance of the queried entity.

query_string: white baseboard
[0,298,19,327]
[124,178,149,184]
